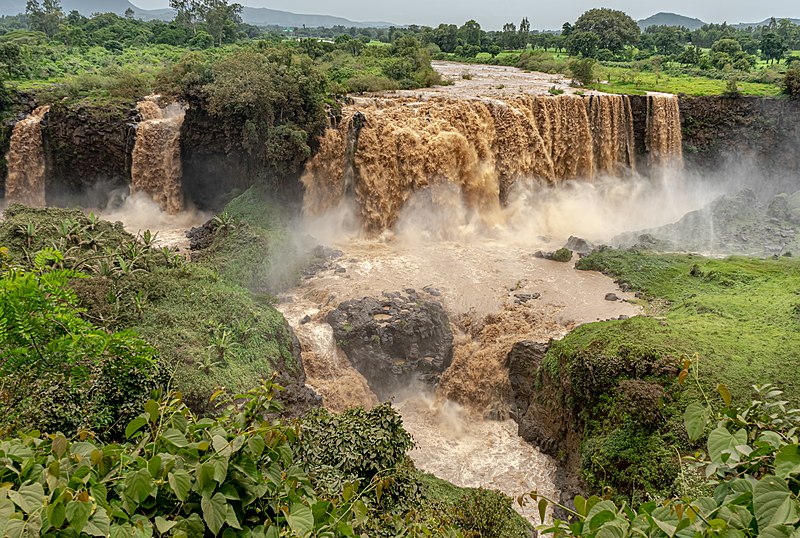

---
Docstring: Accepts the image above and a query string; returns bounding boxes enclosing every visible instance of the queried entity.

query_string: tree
[561,22,573,37]
[0,42,21,77]
[26,0,62,37]
[205,0,242,46]
[784,66,800,99]
[459,19,482,46]
[125,7,134,19]
[573,8,640,53]
[518,17,531,47]
[712,37,742,55]
[433,23,458,53]
[761,32,788,64]
[170,0,203,33]
[566,30,600,58]
[568,57,596,85]
[501,22,518,49]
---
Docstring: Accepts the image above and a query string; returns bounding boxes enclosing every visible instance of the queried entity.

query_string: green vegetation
[534,375,800,538]
[544,249,800,501]
[0,204,299,418]
[0,383,461,536]
[0,246,160,438]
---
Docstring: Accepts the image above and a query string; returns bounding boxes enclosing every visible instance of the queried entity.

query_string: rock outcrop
[505,340,587,512]
[328,290,454,401]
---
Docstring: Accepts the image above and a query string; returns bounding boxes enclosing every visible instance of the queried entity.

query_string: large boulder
[328,290,453,400]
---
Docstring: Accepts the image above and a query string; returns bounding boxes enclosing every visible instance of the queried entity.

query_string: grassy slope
[549,249,800,500]
[575,250,800,399]
[0,203,301,414]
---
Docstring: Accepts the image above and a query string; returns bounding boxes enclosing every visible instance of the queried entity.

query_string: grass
[589,66,783,96]
[0,203,301,415]
[539,249,800,504]
[547,249,800,500]
[573,250,800,401]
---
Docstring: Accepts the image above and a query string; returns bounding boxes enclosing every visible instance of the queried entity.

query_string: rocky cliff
[40,101,136,206]
[679,96,800,192]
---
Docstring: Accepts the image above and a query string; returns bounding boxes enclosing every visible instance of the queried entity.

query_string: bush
[451,489,521,538]
[0,385,459,536]
[568,57,596,86]
[784,66,800,99]
[0,248,161,438]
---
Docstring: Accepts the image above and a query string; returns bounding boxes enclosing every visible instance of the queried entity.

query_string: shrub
[0,249,161,438]
[784,66,800,99]
[451,489,520,538]
[0,385,456,536]
[568,58,596,86]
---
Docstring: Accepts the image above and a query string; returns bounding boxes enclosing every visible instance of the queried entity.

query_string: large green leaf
[753,475,800,531]
[201,492,228,536]
[758,524,795,538]
[8,482,44,514]
[708,426,747,463]
[65,500,92,535]
[124,468,153,504]
[84,507,111,537]
[161,428,188,448]
[168,469,192,502]
[684,402,710,442]
[287,503,314,538]
[125,415,149,439]
[775,445,800,479]
[155,516,178,534]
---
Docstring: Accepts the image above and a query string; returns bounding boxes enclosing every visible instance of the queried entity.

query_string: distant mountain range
[0,0,396,28]
[638,11,800,30]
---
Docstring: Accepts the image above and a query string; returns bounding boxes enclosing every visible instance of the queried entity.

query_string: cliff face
[40,101,136,205]
[180,105,308,211]
[679,96,800,191]
[506,341,587,509]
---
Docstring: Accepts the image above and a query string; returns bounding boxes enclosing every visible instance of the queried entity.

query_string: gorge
[2,58,799,529]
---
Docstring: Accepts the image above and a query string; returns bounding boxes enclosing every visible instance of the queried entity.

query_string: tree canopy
[572,8,640,54]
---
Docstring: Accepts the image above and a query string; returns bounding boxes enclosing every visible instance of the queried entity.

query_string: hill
[736,17,800,28]
[0,0,396,27]
[637,12,706,30]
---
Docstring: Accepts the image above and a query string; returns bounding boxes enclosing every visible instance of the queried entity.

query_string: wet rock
[187,219,217,251]
[513,293,541,304]
[312,245,344,260]
[505,341,563,457]
[534,247,573,263]
[605,293,620,302]
[768,194,790,220]
[423,285,442,297]
[564,236,595,256]
[328,291,454,401]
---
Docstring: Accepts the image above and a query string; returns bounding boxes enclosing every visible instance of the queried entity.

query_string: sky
[130,0,800,30]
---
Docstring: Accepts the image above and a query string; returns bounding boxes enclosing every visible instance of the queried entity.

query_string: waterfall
[4,106,50,206]
[646,94,683,169]
[301,93,673,232]
[130,97,185,214]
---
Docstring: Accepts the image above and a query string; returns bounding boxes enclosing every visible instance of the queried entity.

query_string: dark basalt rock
[505,341,565,457]
[328,290,454,401]
[564,236,595,256]
[187,219,217,251]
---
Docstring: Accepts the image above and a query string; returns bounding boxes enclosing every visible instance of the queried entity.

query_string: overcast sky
[131,0,799,30]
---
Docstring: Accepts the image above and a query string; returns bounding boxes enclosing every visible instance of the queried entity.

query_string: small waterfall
[302,93,668,232]
[646,95,683,169]
[4,106,50,206]
[130,97,185,214]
